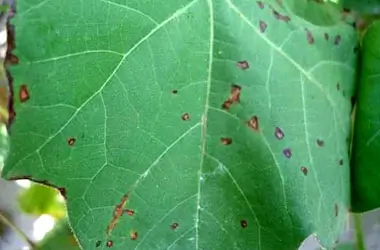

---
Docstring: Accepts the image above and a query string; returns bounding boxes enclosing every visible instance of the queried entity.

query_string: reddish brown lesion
[222,84,241,110]
[106,194,129,234]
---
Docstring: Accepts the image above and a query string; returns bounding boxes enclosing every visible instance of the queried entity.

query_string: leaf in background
[319,242,355,250]
[18,183,66,219]
[351,21,380,212]
[3,0,357,249]
[342,0,380,15]
[36,219,80,250]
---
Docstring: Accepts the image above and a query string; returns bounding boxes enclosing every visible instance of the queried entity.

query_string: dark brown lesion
[106,194,129,234]
[221,84,241,110]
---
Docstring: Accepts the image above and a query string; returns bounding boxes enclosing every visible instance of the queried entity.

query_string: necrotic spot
[305,29,314,44]
[301,166,308,176]
[181,113,190,121]
[131,231,138,240]
[19,85,30,103]
[68,138,76,146]
[274,127,284,140]
[125,209,134,216]
[259,20,267,33]
[106,240,113,248]
[248,116,259,131]
[283,148,292,158]
[237,61,249,70]
[240,220,248,228]
[171,222,179,230]
[221,138,232,145]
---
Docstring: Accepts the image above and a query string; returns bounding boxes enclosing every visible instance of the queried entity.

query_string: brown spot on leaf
[305,29,314,44]
[131,231,138,240]
[19,85,30,102]
[181,113,190,121]
[172,90,178,94]
[221,137,232,145]
[301,166,308,176]
[324,33,329,41]
[5,54,19,65]
[248,116,259,131]
[334,35,341,45]
[339,159,343,166]
[257,1,264,9]
[222,100,232,110]
[171,222,179,230]
[230,84,241,103]
[316,139,324,147]
[96,241,101,248]
[275,127,284,140]
[125,209,134,216]
[240,220,248,228]
[272,9,290,23]
[283,148,292,158]
[106,240,113,248]
[334,204,338,217]
[237,61,249,70]
[68,138,76,146]
[259,20,267,33]
[107,194,128,235]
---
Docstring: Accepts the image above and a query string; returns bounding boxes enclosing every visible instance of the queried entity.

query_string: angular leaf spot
[230,84,241,103]
[259,20,267,33]
[316,139,324,147]
[272,9,290,23]
[257,1,264,9]
[222,100,232,110]
[221,138,232,145]
[131,231,138,240]
[181,113,190,121]
[301,166,308,176]
[275,127,284,140]
[248,116,259,131]
[237,61,249,70]
[19,85,30,103]
[106,240,113,248]
[305,29,314,44]
[240,219,248,228]
[68,138,76,146]
[170,222,179,230]
[283,148,292,158]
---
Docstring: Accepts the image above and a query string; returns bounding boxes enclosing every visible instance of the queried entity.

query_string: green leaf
[36,219,80,250]
[3,0,357,249]
[18,183,66,219]
[351,21,380,212]
[342,0,380,14]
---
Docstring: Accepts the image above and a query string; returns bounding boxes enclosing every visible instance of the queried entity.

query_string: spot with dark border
[259,20,267,33]
[131,231,138,240]
[171,222,179,230]
[316,139,324,147]
[237,60,249,70]
[221,138,232,145]
[248,116,259,131]
[106,240,113,248]
[19,85,30,103]
[283,148,292,158]
[301,166,308,176]
[275,127,284,140]
[230,84,241,103]
[181,113,190,121]
[68,137,76,146]
[125,209,134,216]
[240,219,248,228]
[222,100,232,110]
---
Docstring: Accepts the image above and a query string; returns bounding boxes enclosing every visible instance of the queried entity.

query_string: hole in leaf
[67,138,76,146]
[301,166,308,176]
[221,138,232,145]
[283,148,292,158]
[240,219,248,228]
[248,116,259,131]
[181,113,190,121]
[171,222,179,230]
[237,61,249,70]
[19,85,30,102]
[275,127,284,140]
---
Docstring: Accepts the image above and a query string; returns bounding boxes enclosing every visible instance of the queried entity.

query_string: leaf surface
[3,0,357,249]
[351,21,380,212]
